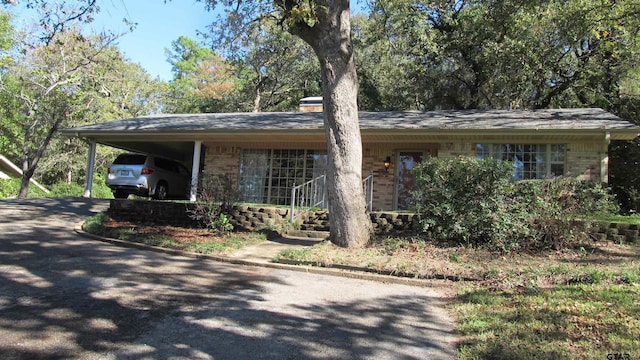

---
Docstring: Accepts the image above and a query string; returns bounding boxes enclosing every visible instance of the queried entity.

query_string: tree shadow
[0,198,456,359]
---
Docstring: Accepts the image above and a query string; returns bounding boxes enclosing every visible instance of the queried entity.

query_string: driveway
[0,198,456,359]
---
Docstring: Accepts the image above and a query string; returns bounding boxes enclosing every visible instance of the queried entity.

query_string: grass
[454,284,640,359]
[83,213,267,255]
[275,235,640,359]
[587,213,640,225]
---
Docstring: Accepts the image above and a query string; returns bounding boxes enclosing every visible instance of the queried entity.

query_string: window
[476,144,566,180]
[239,149,328,205]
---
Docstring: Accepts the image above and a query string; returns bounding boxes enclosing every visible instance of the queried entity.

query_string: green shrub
[413,157,527,250]
[413,157,618,252]
[512,178,617,250]
[48,173,113,199]
[91,173,113,199]
[0,178,47,198]
[50,182,84,197]
[514,178,617,217]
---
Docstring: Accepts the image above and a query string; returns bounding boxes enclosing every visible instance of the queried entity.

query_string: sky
[10,0,365,82]
[12,0,215,81]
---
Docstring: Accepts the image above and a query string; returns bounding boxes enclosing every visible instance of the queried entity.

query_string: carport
[62,116,208,201]
[61,111,330,201]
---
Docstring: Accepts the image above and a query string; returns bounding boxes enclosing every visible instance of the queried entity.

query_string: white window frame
[476,143,566,180]
[239,149,328,205]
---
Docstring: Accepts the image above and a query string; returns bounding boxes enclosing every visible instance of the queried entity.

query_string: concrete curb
[75,223,447,289]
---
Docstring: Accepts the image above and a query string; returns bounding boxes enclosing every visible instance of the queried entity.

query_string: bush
[91,173,114,199]
[0,178,48,198]
[413,157,618,252]
[48,173,113,199]
[0,178,21,198]
[413,157,528,250]
[512,178,617,250]
[50,182,84,197]
[188,173,239,233]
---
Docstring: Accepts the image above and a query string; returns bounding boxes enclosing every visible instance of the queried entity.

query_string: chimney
[299,96,323,112]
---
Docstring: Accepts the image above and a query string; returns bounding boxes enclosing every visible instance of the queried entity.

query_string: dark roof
[63,108,639,133]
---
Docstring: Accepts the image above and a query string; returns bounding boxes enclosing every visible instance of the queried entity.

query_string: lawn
[84,213,640,359]
[275,237,640,360]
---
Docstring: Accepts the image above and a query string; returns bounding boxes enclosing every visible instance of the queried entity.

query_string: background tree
[164,36,236,113]
[356,0,640,111]
[0,11,21,159]
[37,48,165,187]
[0,1,122,197]
[209,18,321,112]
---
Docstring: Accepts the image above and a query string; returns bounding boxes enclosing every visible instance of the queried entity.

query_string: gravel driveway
[0,198,456,359]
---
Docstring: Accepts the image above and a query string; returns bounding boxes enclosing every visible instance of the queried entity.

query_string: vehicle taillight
[141,168,154,175]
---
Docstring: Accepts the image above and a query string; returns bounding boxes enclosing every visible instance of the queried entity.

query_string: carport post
[82,140,97,198]
[190,140,202,201]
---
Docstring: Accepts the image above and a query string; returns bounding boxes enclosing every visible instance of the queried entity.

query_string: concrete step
[284,229,330,240]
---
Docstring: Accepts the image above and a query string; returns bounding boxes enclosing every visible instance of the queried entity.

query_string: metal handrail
[290,172,374,222]
[290,174,327,222]
[363,172,374,212]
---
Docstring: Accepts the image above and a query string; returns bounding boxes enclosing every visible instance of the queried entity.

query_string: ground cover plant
[83,213,267,255]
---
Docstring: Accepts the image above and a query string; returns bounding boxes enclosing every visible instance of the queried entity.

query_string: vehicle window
[113,154,146,165]
[154,157,165,170]
[154,157,183,173]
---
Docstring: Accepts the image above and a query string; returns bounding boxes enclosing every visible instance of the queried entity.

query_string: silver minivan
[106,153,191,200]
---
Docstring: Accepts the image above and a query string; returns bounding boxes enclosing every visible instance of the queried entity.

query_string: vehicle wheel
[114,191,128,199]
[154,182,168,200]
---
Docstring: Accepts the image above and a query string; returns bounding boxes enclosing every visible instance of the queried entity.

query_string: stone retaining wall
[107,200,420,235]
[592,222,640,244]
[107,200,639,243]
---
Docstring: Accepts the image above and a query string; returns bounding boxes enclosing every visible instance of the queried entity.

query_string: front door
[396,151,424,210]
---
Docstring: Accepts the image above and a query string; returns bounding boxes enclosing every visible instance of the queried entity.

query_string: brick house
[63,101,640,211]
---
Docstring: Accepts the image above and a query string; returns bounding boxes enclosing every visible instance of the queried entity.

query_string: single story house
[62,100,640,211]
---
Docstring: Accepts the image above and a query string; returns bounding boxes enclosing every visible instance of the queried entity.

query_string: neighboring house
[0,154,49,194]
[62,100,640,211]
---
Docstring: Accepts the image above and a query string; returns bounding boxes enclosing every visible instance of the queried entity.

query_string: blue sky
[11,0,214,81]
[11,0,365,82]
[89,0,214,81]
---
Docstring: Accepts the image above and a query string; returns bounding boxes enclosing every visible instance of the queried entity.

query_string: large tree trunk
[288,0,372,247]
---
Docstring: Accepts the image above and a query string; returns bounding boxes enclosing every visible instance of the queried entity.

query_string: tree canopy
[2,0,640,214]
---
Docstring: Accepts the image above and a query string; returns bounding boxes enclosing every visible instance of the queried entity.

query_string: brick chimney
[299,96,323,112]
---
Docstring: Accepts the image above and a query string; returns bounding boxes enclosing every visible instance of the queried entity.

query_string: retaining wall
[107,200,419,235]
[106,200,639,243]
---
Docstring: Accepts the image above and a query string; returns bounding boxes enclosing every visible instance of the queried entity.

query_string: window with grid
[238,149,328,205]
[476,143,565,180]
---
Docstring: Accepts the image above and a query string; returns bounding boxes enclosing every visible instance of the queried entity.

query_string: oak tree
[204,0,373,247]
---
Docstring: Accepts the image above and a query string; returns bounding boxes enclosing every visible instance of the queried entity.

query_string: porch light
[384,156,392,172]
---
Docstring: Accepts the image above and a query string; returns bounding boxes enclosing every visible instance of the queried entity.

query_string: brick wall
[198,139,607,211]
[202,145,241,185]
[566,142,606,182]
